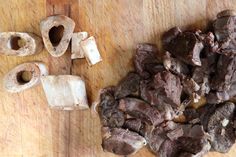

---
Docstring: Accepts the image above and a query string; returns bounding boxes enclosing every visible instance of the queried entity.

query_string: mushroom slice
[41,75,89,110]
[80,36,102,65]
[3,62,48,93]
[102,127,146,156]
[0,32,43,56]
[71,32,88,59]
[118,98,163,126]
[40,15,75,57]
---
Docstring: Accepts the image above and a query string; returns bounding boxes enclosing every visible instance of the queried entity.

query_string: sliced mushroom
[206,102,236,153]
[40,15,75,57]
[118,98,163,126]
[80,36,102,65]
[3,62,48,93]
[102,127,146,155]
[0,32,43,56]
[71,32,88,59]
[41,75,88,110]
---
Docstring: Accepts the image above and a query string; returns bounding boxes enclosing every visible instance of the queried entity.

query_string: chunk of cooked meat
[134,43,164,79]
[123,118,144,134]
[162,27,182,49]
[213,10,236,55]
[140,71,182,108]
[102,127,146,155]
[163,29,204,66]
[114,72,141,99]
[211,55,236,91]
[163,51,190,76]
[118,98,163,126]
[98,87,125,127]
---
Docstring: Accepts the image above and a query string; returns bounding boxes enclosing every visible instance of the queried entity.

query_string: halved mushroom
[0,32,43,56]
[102,127,146,156]
[80,36,102,65]
[41,75,88,110]
[40,15,75,57]
[71,32,88,59]
[206,102,236,153]
[3,62,48,93]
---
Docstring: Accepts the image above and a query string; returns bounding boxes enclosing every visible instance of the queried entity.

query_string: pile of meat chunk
[98,10,236,157]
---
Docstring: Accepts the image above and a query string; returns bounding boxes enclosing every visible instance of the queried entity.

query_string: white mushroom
[3,62,48,93]
[41,75,89,110]
[71,32,88,59]
[0,32,43,56]
[80,36,102,65]
[40,15,75,57]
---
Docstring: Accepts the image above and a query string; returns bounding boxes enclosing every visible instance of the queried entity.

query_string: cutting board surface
[0,0,236,157]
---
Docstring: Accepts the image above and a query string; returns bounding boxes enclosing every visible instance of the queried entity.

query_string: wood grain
[0,0,236,157]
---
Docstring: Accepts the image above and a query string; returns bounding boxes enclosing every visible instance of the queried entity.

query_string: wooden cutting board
[0,0,236,157]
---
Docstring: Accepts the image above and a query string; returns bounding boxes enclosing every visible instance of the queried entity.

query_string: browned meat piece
[192,59,213,96]
[207,80,236,104]
[118,98,163,126]
[123,118,144,134]
[166,127,184,141]
[114,72,141,99]
[158,124,210,157]
[211,55,236,91]
[134,43,164,79]
[182,77,200,96]
[213,10,236,55]
[177,137,210,155]
[156,103,176,121]
[162,27,182,49]
[163,51,190,76]
[140,71,182,108]
[162,28,204,66]
[159,139,180,157]
[101,127,146,155]
[98,87,125,127]
[199,32,219,54]
[144,124,167,154]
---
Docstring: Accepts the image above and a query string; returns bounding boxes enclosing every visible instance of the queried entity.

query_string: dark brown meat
[123,118,144,134]
[162,27,182,48]
[134,43,164,79]
[213,10,236,55]
[101,127,146,155]
[114,72,141,99]
[163,29,204,66]
[207,80,236,104]
[118,98,163,126]
[163,51,190,76]
[98,87,125,127]
[140,71,182,108]
[211,55,236,91]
